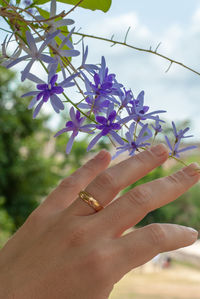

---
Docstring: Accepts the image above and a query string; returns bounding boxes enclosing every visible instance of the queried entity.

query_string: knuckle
[96,170,118,191]
[167,173,181,185]
[148,223,167,248]
[59,176,78,190]
[133,152,148,167]
[82,159,96,176]
[126,186,151,212]
[167,171,185,188]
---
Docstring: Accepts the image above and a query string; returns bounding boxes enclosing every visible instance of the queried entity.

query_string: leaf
[35,6,50,19]
[0,0,8,6]
[32,0,112,12]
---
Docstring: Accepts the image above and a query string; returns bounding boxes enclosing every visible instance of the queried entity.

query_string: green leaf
[32,0,112,12]
[35,6,50,19]
[0,0,8,7]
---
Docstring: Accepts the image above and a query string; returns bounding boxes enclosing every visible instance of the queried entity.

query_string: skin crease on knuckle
[126,186,152,213]
[90,170,119,197]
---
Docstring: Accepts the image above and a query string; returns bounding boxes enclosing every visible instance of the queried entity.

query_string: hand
[0,144,199,299]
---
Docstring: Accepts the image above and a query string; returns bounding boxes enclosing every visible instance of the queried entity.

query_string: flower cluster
[0,0,197,161]
[165,122,197,158]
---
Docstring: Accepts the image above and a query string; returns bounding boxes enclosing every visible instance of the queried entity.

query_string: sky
[1,0,200,140]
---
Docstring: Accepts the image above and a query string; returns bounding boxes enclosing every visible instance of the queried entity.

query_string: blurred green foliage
[0,66,61,239]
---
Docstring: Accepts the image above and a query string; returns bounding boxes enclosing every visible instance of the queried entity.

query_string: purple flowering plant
[0,0,198,166]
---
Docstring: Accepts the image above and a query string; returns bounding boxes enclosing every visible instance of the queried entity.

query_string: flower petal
[21,59,35,81]
[25,73,44,84]
[28,97,37,109]
[39,54,56,64]
[110,130,124,145]
[96,116,107,125]
[33,101,44,118]
[50,74,58,86]
[51,94,64,110]
[69,107,76,122]
[22,91,39,98]
[66,133,77,154]
[108,110,117,122]
[165,135,173,152]
[54,127,71,137]
[39,30,60,53]
[6,55,29,69]
[26,31,37,53]
[87,132,102,151]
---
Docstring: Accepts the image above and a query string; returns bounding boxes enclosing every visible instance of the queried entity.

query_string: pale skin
[0,143,199,299]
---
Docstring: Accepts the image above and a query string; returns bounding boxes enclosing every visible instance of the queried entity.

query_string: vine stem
[69,31,200,77]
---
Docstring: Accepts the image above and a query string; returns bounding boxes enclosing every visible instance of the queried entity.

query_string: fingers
[112,223,198,278]
[69,144,169,215]
[98,163,200,236]
[40,150,111,212]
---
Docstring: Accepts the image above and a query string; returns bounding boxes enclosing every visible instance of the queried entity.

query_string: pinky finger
[113,223,198,279]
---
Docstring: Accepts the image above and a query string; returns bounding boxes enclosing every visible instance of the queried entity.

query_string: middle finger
[69,143,168,215]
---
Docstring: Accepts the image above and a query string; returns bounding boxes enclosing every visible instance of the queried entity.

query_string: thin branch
[0,26,12,34]
[165,61,173,73]
[155,42,161,52]
[70,31,200,77]
[124,26,131,44]
[63,0,84,17]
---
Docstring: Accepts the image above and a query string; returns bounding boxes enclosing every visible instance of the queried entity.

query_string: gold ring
[79,190,103,212]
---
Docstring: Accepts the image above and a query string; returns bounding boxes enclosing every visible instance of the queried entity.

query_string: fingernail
[186,227,198,235]
[151,144,168,157]
[96,150,108,160]
[183,163,200,177]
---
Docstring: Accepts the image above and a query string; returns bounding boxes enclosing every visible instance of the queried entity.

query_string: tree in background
[0,66,61,233]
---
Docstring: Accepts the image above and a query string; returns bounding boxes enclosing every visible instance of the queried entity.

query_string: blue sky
[1,0,200,140]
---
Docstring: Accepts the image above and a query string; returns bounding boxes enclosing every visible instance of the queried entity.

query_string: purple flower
[6,30,58,81]
[165,136,197,158]
[78,95,110,115]
[151,116,163,134]
[112,123,152,159]
[51,28,80,79]
[172,121,193,141]
[54,107,95,154]
[117,88,133,109]
[84,56,123,103]
[87,104,123,151]
[165,122,197,157]
[22,65,77,118]
[43,0,74,41]
[119,91,166,124]
[78,41,99,74]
